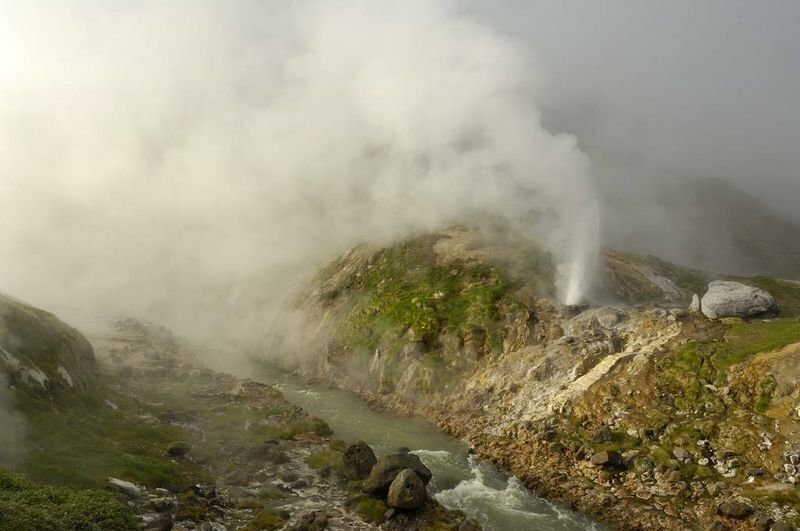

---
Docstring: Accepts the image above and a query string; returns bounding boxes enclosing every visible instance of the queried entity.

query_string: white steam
[0,1,597,338]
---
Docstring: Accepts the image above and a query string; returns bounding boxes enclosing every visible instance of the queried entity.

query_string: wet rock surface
[386,468,427,510]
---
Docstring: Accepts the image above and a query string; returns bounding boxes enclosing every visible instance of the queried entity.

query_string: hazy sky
[467,0,800,221]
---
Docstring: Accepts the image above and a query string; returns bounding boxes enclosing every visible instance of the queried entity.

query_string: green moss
[650,447,672,466]
[0,468,134,531]
[720,320,800,371]
[280,417,333,439]
[349,496,387,524]
[304,450,342,470]
[754,376,777,413]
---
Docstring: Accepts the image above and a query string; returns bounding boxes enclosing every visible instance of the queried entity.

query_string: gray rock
[717,500,753,519]
[772,523,795,531]
[701,281,777,319]
[107,477,142,499]
[590,450,623,468]
[753,514,774,531]
[596,308,625,328]
[363,453,432,496]
[342,441,377,480]
[689,293,702,313]
[386,468,427,510]
[673,447,689,461]
[166,441,191,457]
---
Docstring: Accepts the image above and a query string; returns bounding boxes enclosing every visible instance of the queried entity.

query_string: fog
[467,0,800,273]
[1,0,798,344]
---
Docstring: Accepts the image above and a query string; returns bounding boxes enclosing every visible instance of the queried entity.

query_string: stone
[701,281,777,319]
[166,441,191,457]
[747,467,765,477]
[752,514,774,531]
[363,453,432,496]
[107,477,142,499]
[772,523,795,531]
[342,441,377,480]
[667,471,683,483]
[673,447,689,461]
[590,450,623,468]
[716,500,753,519]
[689,293,702,313]
[386,468,427,510]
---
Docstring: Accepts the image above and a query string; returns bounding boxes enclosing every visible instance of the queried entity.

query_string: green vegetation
[319,234,537,393]
[754,376,777,413]
[721,319,800,370]
[304,449,342,470]
[14,386,207,491]
[0,468,133,531]
[659,318,800,413]
[336,236,515,346]
[349,496,388,524]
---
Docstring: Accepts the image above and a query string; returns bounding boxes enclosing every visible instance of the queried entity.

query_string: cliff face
[286,226,800,530]
[0,293,96,395]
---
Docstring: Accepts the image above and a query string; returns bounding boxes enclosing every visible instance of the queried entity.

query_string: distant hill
[601,177,800,280]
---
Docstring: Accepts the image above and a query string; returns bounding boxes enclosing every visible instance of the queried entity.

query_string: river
[246,361,603,531]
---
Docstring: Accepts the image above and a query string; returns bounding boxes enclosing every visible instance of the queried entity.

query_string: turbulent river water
[246,362,603,531]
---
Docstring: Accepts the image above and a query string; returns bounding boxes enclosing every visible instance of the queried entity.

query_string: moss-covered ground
[0,468,134,531]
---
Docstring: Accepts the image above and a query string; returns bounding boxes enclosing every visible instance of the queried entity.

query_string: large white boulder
[701,281,777,319]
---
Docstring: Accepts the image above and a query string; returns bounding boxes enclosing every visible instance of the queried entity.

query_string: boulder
[689,293,702,313]
[342,441,377,479]
[701,281,777,319]
[107,477,142,499]
[590,450,623,468]
[166,441,191,456]
[717,500,753,519]
[386,468,427,510]
[363,453,432,496]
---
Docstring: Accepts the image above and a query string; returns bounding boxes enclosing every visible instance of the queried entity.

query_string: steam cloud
[0,1,597,339]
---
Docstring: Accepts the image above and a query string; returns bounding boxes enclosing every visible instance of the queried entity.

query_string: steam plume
[0,1,597,339]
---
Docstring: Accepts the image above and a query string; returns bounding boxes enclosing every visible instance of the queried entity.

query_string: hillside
[603,177,800,279]
[283,225,800,530]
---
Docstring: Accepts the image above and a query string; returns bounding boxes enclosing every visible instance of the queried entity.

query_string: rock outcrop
[0,292,96,394]
[701,281,778,319]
